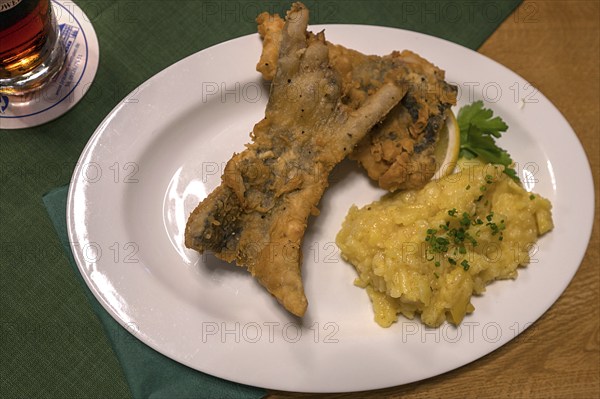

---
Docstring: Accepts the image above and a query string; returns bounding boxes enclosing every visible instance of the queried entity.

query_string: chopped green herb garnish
[529,194,535,200]
[435,237,450,251]
[486,214,506,239]
[425,208,489,269]
[460,212,471,227]
[461,259,471,271]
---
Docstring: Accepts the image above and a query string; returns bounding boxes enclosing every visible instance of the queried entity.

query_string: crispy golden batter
[185,3,405,316]
[255,12,284,82]
[256,14,457,191]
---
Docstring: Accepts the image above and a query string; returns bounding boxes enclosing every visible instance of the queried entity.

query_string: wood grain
[268,1,600,397]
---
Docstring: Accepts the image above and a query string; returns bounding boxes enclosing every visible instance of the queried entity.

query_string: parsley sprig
[457,101,518,180]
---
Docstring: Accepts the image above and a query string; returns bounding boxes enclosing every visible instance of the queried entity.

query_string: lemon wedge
[432,109,460,180]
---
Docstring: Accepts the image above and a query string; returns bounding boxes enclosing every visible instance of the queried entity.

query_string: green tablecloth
[1,1,521,398]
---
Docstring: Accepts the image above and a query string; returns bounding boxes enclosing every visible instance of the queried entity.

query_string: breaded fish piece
[256,14,457,191]
[185,2,405,316]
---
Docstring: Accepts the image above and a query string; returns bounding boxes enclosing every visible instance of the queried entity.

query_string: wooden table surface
[270,1,600,397]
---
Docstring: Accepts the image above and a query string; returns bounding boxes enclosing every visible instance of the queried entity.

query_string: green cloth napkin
[42,185,265,399]
[2,1,520,398]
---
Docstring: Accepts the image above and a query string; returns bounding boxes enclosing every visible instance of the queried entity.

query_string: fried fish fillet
[185,2,405,316]
[256,13,457,191]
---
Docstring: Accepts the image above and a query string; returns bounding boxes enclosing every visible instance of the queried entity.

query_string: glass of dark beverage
[0,0,66,95]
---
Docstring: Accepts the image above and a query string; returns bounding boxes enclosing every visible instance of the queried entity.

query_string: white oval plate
[67,25,594,392]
